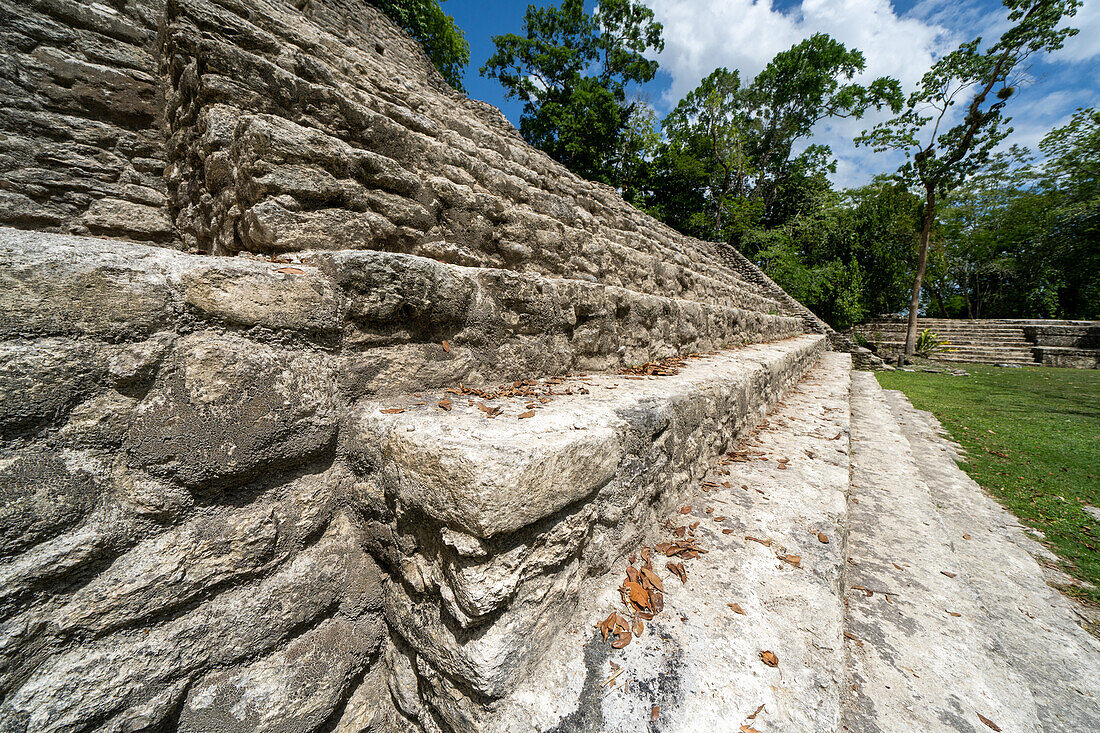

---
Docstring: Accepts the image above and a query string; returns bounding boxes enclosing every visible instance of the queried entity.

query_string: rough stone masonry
[0,1,832,731]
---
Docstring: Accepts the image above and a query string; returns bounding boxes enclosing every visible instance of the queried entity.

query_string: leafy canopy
[373,0,470,90]
[480,0,664,184]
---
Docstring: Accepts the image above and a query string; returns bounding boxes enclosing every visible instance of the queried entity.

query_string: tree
[652,36,901,244]
[481,0,664,184]
[1037,107,1100,318]
[372,0,470,90]
[856,0,1080,355]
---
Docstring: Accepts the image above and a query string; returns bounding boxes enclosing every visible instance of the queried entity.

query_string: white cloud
[1060,0,1100,62]
[641,0,1097,187]
[645,0,954,107]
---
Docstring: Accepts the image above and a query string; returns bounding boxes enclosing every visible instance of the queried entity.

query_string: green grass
[876,364,1100,602]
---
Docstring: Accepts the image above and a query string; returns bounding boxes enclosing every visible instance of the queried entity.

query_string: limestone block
[0,514,378,733]
[178,617,384,733]
[125,332,338,487]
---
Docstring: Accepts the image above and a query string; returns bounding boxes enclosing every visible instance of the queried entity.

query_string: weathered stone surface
[492,352,852,731]
[349,336,825,721]
[125,332,339,487]
[0,513,380,733]
[0,1,839,731]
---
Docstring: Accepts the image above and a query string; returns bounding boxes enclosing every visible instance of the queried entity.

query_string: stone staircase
[2,1,1097,731]
[484,355,1100,732]
[855,318,1100,368]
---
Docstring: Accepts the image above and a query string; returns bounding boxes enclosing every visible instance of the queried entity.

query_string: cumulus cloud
[640,0,1097,187]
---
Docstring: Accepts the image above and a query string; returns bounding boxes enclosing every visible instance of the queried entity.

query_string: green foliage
[649,36,901,243]
[372,0,470,90]
[480,0,663,184]
[914,329,947,356]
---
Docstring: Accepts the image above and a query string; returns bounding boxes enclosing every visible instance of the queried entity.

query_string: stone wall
[0,1,830,730]
[0,0,174,242]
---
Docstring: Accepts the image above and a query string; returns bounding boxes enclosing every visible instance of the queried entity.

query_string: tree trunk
[905,184,936,355]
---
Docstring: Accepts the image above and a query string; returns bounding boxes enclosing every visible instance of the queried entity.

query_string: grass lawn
[876,364,1100,603]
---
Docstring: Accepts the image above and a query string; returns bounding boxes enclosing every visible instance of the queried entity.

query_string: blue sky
[446,0,1099,188]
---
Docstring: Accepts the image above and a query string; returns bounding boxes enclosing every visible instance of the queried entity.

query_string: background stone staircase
[855,317,1100,368]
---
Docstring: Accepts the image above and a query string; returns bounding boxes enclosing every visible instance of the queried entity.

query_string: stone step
[880,389,1100,732]
[488,352,853,731]
[343,335,826,729]
[844,372,1042,731]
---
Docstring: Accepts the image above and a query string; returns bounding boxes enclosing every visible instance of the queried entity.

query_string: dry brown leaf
[442,340,451,353]
[722,528,735,534]
[437,398,452,411]
[977,713,1002,731]
[625,581,651,611]
[519,410,535,419]
[893,563,905,570]
[651,706,660,722]
[666,561,687,583]
[941,571,957,578]
[611,629,631,649]
[746,536,772,547]
[679,506,693,514]
[728,603,745,615]
[640,567,664,592]
[780,554,802,568]
[963,534,971,540]
[633,618,644,637]
[275,266,306,275]
[843,631,860,642]
[740,726,762,733]
[760,650,778,667]
[818,532,829,543]
[947,611,962,617]
[714,515,727,521]
[747,703,765,719]
[380,408,405,414]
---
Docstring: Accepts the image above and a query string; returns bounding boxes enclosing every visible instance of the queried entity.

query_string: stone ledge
[490,352,852,731]
[345,335,826,728]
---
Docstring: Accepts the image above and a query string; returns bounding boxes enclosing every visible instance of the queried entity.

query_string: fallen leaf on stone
[633,618,644,637]
[596,612,629,641]
[519,410,535,419]
[380,408,405,414]
[437,398,452,411]
[740,726,762,733]
[893,563,904,570]
[680,506,692,514]
[728,603,745,615]
[651,706,660,721]
[706,507,714,514]
[780,554,802,568]
[851,585,874,596]
[977,713,1002,731]
[625,581,651,612]
[275,266,306,275]
[442,340,451,353]
[843,631,861,642]
[667,561,687,583]
[747,703,765,719]
[714,515,727,521]
[641,567,664,592]
[723,481,732,488]
[947,611,962,617]
[611,629,632,648]
[746,536,772,547]
[760,650,778,667]
[941,571,957,578]
[722,529,735,534]
[818,532,829,543]
[963,534,971,540]
[778,463,788,470]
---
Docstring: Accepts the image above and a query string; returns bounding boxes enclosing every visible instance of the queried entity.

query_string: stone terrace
[1,1,1097,732]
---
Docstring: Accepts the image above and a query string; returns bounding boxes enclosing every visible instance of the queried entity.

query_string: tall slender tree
[856,0,1080,355]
